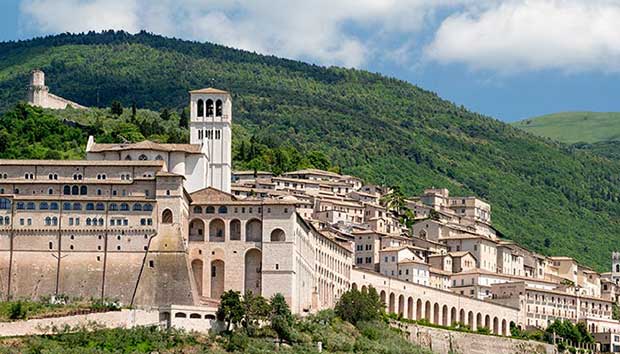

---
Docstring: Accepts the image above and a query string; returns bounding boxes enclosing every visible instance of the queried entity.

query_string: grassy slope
[2,32,620,270]
[513,111,620,144]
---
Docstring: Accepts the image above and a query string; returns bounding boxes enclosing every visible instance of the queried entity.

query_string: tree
[216,290,244,331]
[335,287,383,325]
[160,107,171,121]
[110,100,123,116]
[270,293,293,344]
[242,291,271,335]
[380,185,406,215]
[131,102,137,122]
[613,303,620,320]
[179,108,189,128]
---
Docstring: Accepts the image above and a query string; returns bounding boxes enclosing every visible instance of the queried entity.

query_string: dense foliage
[335,287,383,325]
[2,31,620,269]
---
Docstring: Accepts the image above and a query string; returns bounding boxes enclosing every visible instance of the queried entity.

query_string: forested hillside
[1,31,620,270]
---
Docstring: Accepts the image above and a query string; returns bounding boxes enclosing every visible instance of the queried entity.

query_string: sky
[2,0,620,122]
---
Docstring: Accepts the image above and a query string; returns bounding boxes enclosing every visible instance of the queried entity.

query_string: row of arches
[196,99,223,118]
[191,248,262,299]
[188,218,286,243]
[352,283,512,336]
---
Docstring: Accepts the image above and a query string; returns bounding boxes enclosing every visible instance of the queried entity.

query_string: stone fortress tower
[189,88,232,193]
[27,69,85,109]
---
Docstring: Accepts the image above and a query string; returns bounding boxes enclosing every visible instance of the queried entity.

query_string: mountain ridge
[1,31,620,270]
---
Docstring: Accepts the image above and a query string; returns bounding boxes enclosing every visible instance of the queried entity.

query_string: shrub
[225,331,249,352]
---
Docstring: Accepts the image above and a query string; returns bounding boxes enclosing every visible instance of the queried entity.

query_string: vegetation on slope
[2,31,620,270]
[513,111,620,144]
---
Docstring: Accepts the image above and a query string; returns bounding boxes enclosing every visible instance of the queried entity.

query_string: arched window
[218,206,228,214]
[45,217,51,226]
[0,198,10,209]
[48,188,53,195]
[86,203,94,211]
[193,206,202,214]
[80,186,87,195]
[86,218,91,226]
[53,174,58,180]
[124,155,132,160]
[138,154,148,161]
[197,99,204,117]
[73,202,82,210]
[26,202,35,210]
[109,203,118,211]
[39,202,49,210]
[205,206,215,214]
[99,218,104,225]
[215,99,223,117]
[155,155,163,161]
[133,203,142,211]
[50,202,59,210]
[52,217,58,226]
[63,202,71,210]
[143,204,153,212]
[162,209,173,224]
[206,99,214,116]
[63,185,71,195]
[71,186,79,195]
[96,203,105,211]
[120,203,129,211]
[16,202,24,210]
[270,229,286,242]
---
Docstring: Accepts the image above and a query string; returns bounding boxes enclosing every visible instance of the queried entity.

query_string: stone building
[27,70,85,109]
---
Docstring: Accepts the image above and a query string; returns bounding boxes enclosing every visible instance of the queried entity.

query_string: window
[96,203,105,211]
[63,185,71,195]
[193,206,202,214]
[143,204,153,212]
[138,154,148,161]
[40,202,49,210]
[26,202,35,210]
[206,206,215,214]
[86,203,94,211]
[97,189,102,196]
[50,202,58,210]
[206,99,213,116]
[51,217,57,226]
[215,99,223,116]
[218,206,228,214]
[120,203,129,211]
[72,203,82,211]
[48,188,53,195]
[197,99,204,117]
[109,203,118,211]
[63,202,71,211]
[133,203,142,211]
[0,198,11,209]
[162,209,173,224]
[45,217,51,226]
[71,186,79,195]
[80,186,87,195]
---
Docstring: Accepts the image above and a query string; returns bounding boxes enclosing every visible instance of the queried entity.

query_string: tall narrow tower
[613,252,620,285]
[189,88,232,193]
[27,69,49,106]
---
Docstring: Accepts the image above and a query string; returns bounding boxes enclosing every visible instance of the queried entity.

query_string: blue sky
[3,0,620,122]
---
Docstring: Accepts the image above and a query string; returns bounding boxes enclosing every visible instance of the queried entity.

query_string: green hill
[513,111,620,144]
[2,31,620,271]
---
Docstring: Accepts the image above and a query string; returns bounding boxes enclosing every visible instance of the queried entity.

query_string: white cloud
[425,0,620,74]
[17,0,465,68]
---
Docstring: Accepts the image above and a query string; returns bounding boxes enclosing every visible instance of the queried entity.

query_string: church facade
[0,85,350,313]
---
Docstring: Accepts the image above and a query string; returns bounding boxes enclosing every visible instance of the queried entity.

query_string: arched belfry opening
[197,99,204,117]
[206,99,214,117]
[215,99,223,117]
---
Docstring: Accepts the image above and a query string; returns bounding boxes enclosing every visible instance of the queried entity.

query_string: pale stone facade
[27,70,85,110]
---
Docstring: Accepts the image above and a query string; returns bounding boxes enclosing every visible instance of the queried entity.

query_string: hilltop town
[0,70,618,351]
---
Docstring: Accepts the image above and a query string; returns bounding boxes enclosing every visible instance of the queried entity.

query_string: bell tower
[189,88,232,193]
[27,69,49,107]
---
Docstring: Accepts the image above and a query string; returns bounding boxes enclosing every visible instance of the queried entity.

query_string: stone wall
[0,309,158,337]
[392,321,556,354]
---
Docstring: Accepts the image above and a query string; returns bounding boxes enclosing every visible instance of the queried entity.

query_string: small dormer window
[138,154,148,161]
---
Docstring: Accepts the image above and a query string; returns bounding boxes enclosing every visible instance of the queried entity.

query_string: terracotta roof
[0,159,163,166]
[89,140,202,154]
[448,251,475,258]
[429,267,452,276]
[189,87,230,95]
[190,187,237,203]
[398,258,429,266]
[283,169,342,178]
